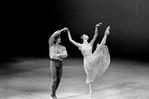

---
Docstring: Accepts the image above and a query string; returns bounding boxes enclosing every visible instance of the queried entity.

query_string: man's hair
[54,35,61,43]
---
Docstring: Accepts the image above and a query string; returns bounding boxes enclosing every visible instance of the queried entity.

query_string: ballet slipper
[51,94,57,99]
[105,26,110,35]
[89,91,93,98]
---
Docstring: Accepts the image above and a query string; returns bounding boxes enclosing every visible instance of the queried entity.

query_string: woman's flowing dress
[79,43,110,84]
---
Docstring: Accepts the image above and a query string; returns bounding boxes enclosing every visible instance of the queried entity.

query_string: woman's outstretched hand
[62,27,69,32]
[52,27,69,36]
[96,22,102,27]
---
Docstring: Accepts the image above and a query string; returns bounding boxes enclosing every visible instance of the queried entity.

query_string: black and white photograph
[1,0,149,99]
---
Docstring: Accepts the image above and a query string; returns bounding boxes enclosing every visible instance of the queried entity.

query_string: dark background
[1,0,149,62]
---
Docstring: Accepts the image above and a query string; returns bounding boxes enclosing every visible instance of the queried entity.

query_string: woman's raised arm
[90,22,102,46]
[67,28,82,47]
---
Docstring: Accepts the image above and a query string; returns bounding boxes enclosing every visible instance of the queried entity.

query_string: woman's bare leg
[100,26,110,46]
[89,82,93,99]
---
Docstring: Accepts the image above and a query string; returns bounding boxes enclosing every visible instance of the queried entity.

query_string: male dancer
[48,28,68,99]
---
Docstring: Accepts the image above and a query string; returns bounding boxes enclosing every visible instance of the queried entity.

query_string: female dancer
[48,28,68,99]
[66,23,110,98]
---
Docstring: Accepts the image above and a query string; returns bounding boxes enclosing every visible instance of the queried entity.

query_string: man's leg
[56,61,63,90]
[50,60,58,98]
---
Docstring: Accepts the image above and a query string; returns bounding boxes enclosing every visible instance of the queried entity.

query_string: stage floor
[0,57,149,99]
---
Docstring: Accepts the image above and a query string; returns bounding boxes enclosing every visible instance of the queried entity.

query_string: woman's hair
[80,34,89,42]
[80,35,84,42]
